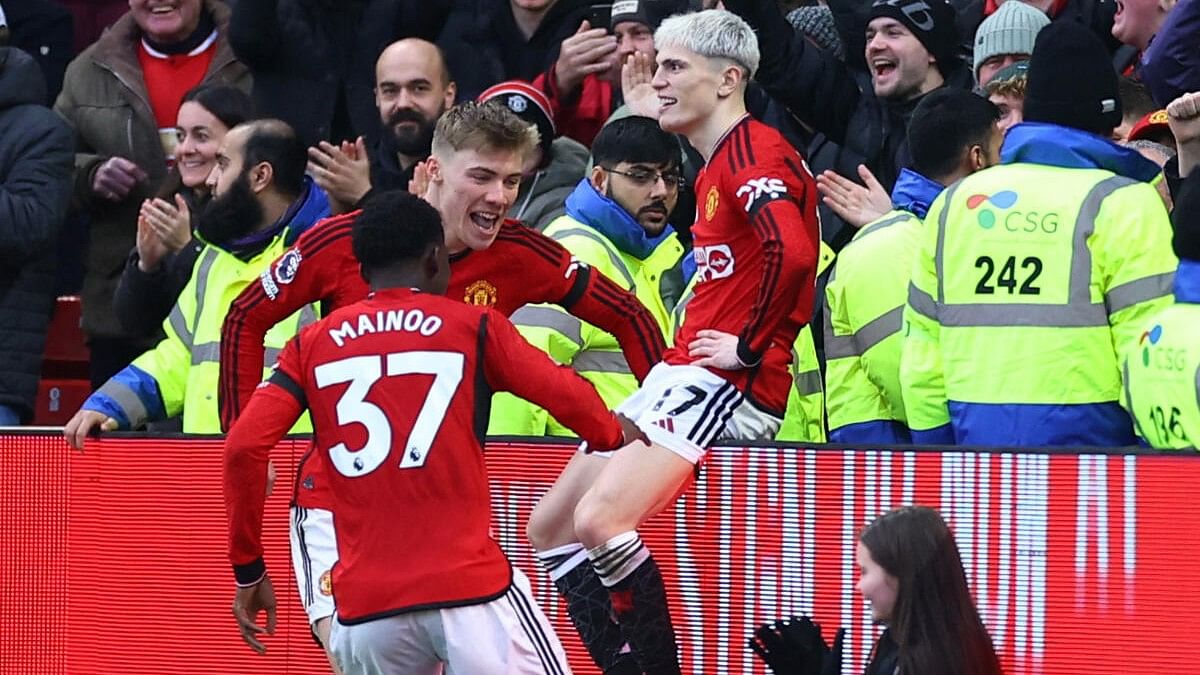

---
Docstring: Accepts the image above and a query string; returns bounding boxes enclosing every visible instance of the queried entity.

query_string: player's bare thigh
[572,439,694,548]
[313,617,345,675]
[527,451,610,551]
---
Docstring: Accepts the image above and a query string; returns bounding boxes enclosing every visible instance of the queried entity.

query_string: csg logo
[967,190,1060,234]
[695,244,735,281]
[1140,324,1187,370]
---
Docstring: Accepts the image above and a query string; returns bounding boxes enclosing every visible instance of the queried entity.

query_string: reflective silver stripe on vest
[298,304,318,328]
[511,305,584,345]
[793,368,823,396]
[822,295,857,360]
[191,247,219,338]
[933,175,1137,328]
[1105,272,1175,314]
[264,347,282,367]
[933,181,962,305]
[168,305,192,348]
[672,287,695,331]
[907,283,938,321]
[552,227,636,289]
[856,211,912,241]
[573,350,632,374]
[96,379,149,429]
[192,341,220,366]
[825,305,904,359]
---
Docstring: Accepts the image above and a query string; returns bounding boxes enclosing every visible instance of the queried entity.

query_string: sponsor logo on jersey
[695,244,735,281]
[705,186,720,221]
[736,177,787,212]
[319,570,333,596]
[464,279,498,307]
[274,249,302,285]
[259,269,280,300]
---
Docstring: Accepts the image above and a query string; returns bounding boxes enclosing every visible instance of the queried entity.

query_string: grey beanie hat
[972,1,1050,82]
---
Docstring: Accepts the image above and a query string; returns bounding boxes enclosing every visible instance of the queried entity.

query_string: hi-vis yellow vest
[486,215,683,436]
[902,164,1176,446]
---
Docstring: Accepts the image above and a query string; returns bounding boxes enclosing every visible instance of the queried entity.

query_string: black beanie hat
[1173,173,1200,262]
[869,0,960,76]
[610,0,683,31]
[1024,20,1121,135]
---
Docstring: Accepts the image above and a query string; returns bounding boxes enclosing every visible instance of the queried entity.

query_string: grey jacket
[0,47,73,421]
[53,0,249,341]
[509,136,589,231]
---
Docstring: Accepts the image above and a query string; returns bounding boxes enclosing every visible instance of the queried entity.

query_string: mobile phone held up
[585,3,612,31]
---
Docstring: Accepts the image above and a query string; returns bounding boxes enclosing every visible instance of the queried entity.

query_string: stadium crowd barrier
[2,431,1197,674]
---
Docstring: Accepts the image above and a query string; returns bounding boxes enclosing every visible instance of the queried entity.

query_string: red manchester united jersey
[220,215,664,430]
[224,288,625,622]
[665,115,820,415]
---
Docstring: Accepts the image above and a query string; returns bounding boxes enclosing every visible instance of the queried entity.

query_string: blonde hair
[985,75,1027,100]
[655,10,760,79]
[431,101,540,161]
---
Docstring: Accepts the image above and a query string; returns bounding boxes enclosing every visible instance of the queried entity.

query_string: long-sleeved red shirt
[219,214,665,431]
[665,115,820,416]
[224,288,625,620]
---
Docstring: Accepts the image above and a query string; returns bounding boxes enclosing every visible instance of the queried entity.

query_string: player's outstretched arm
[224,338,306,651]
[219,216,353,431]
[562,264,666,382]
[481,310,629,451]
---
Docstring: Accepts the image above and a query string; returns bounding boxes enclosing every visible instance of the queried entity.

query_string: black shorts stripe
[686,381,733,444]
[294,507,314,606]
[692,384,742,447]
[704,393,745,448]
[507,585,566,675]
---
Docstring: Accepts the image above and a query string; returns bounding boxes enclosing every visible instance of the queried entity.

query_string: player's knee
[573,490,619,548]
[526,501,557,551]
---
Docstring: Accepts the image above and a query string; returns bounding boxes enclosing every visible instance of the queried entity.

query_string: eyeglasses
[603,166,686,190]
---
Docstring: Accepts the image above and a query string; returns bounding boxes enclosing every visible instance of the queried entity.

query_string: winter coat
[438,0,588,102]
[509,136,589,231]
[1,0,74,104]
[0,47,73,421]
[1140,0,1200,107]
[228,0,450,148]
[53,0,249,343]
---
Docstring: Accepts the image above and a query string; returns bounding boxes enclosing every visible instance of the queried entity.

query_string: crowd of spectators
[0,0,1197,450]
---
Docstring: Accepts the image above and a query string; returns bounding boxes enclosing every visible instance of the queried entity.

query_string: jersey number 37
[314,351,465,478]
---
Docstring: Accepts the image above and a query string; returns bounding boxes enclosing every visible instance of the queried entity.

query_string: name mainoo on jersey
[328,309,443,347]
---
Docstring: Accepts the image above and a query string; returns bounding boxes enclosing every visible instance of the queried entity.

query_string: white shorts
[290,505,338,626]
[591,363,782,464]
[329,566,572,675]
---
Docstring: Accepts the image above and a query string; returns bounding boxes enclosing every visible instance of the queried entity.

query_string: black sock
[590,534,680,675]
[539,545,639,673]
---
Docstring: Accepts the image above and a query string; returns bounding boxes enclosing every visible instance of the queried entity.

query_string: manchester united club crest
[705,185,720,221]
[464,279,498,306]
[319,570,333,596]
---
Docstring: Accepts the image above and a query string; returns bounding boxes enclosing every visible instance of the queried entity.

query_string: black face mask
[386,104,443,157]
[196,171,264,247]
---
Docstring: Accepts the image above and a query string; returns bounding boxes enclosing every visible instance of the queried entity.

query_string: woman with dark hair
[113,83,253,339]
[750,505,1002,675]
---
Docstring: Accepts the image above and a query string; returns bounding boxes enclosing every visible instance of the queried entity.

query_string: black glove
[748,615,845,675]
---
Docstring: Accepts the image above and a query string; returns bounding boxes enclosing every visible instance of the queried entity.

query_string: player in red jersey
[225,190,642,673]
[218,101,666,660]
[524,11,821,674]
